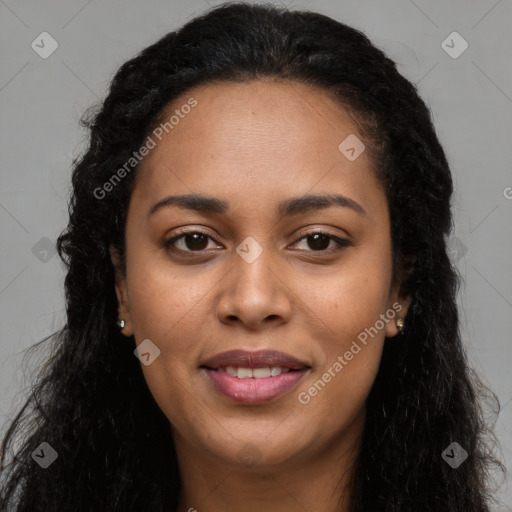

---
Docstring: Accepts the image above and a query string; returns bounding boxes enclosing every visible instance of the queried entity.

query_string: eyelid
[163,226,351,255]
[295,226,351,242]
[163,227,220,253]
[292,228,351,252]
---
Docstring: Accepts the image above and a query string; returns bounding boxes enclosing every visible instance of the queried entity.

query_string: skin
[110,79,411,512]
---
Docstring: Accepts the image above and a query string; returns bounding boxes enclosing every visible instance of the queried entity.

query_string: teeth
[252,367,271,378]
[225,366,237,376]
[237,367,253,379]
[217,366,293,378]
[270,366,282,376]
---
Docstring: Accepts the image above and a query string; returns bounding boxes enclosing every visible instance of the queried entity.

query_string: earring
[396,317,404,333]
[116,318,133,337]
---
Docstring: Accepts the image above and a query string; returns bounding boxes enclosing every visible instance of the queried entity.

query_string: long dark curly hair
[0,3,505,511]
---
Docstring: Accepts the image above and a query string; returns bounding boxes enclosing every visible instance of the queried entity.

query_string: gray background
[1,0,511,508]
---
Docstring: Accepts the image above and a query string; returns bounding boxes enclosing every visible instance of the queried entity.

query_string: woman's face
[111,79,409,470]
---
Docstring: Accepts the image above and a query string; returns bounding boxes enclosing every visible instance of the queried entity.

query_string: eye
[163,230,221,254]
[163,229,351,256]
[292,231,351,253]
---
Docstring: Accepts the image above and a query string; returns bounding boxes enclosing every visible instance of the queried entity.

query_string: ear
[385,285,412,338]
[109,245,133,337]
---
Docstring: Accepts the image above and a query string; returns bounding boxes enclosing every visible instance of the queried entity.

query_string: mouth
[204,366,302,378]
[200,349,311,404]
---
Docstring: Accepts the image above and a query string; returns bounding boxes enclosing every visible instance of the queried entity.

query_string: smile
[202,367,309,404]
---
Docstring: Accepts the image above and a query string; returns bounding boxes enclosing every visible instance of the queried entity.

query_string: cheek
[127,282,206,433]
[296,250,391,418]
[306,254,392,348]
[126,243,215,342]
[124,251,219,425]
[297,300,387,441]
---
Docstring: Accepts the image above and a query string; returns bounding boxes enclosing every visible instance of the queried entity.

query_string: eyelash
[163,228,351,256]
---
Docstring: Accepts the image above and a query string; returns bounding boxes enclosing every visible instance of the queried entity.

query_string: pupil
[183,234,330,251]
[186,233,208,251]
[308,233,329,250]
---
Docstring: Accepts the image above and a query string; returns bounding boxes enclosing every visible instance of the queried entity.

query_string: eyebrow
[147,192,366,219]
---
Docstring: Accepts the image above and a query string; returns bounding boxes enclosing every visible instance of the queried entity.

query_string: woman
[0,3,504,511]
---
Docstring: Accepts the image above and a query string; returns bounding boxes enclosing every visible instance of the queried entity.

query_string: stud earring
[396,317,404,333]
[116,318,133,337]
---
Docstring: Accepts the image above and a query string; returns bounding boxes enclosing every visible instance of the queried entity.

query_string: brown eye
[164,229,350,257]
[293,231,351,253]
[164,231,219,254]
[180,233,209,251]
[305,233,331,251]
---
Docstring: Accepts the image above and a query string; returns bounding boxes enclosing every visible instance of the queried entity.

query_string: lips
[200,349,311,404]
[201,349,309,371]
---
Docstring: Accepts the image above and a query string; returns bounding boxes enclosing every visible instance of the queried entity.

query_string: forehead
[131,79,384,218]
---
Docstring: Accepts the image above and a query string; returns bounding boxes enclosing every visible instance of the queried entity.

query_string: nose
[215,245,292,331]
